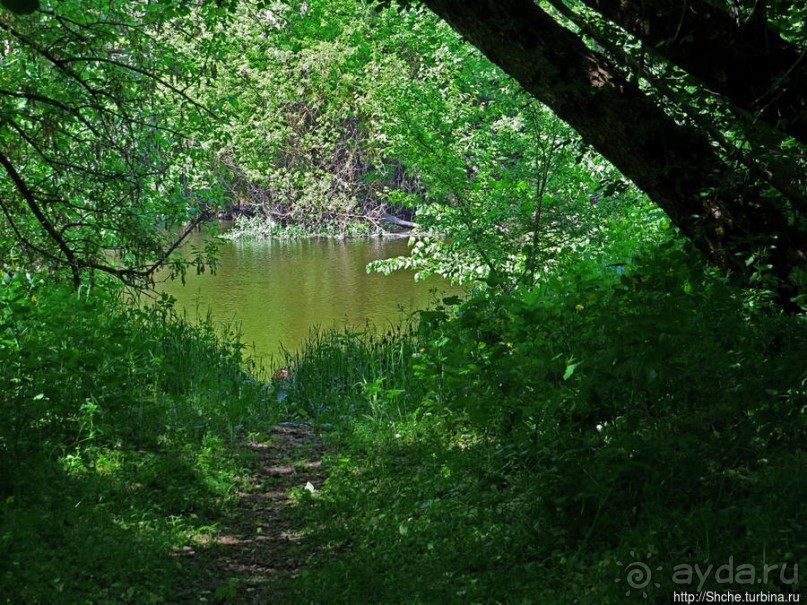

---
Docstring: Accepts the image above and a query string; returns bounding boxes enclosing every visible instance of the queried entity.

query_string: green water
[156,234,460,364]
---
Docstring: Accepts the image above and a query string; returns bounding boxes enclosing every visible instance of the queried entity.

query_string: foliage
[417,0,807,300]
[175,0,419,234]
[358,6,662,286]
[0,0,227,287]
[225,214,380,240]
[177,0,662,285]
[276,322,423,421]
[0,268,276,602]
[277,241,806,603]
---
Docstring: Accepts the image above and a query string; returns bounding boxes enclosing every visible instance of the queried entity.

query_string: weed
[274,243,807,604]
[0,271,277,603]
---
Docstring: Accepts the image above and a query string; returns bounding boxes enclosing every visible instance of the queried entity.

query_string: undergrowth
[0,270,277,603]
[224,215,398,240]
[276,241,806,604]
[3,236,805,604]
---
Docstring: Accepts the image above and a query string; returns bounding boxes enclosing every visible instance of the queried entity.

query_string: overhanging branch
[0,148,81,287]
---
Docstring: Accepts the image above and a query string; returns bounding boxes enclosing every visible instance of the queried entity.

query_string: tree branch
[0,149,81,287]
[576,0,807,144]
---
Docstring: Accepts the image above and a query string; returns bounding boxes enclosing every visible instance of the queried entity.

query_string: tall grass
[0,272,278,603]
[277,321,422,422]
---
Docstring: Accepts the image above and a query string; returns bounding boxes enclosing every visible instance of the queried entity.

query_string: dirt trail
[177,422,326,603]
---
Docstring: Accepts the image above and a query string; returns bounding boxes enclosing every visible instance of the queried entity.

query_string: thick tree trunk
[420,0,807,297]
[579,0,807,145]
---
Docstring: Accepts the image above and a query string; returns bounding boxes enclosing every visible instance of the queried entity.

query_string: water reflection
[156,235,461,363]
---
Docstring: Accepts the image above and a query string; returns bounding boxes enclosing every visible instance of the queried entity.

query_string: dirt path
[176,422,327,603]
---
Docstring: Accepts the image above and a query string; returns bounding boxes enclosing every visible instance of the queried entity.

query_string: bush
[0,269,277,602]
[413,241,807,597]
[282,241,806,603]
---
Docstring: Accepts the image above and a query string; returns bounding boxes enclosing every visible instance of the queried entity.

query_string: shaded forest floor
[176,423,326,604]
[3,252,805,604]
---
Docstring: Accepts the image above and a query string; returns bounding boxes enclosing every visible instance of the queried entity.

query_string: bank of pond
[1,241,805,603]
[156,233,463,363]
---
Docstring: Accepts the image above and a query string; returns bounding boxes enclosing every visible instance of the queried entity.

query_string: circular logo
[625,561,652,589]
[615,551,662,598]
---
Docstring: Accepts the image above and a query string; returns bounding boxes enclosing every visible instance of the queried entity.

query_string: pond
[155,232,461,365]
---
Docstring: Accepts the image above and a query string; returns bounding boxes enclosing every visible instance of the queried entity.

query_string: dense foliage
[422,0,807,302]
[0,271,276,601]
[181,1,423,235]
[0,0,805,602]
[279,242,806,603]
[176,0,668,287]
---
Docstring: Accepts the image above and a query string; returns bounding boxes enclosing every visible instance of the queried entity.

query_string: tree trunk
[420,0,807,298]
[579,0,807,145]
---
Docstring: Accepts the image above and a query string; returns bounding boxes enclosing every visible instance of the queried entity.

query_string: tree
[0,1,225,287]
[360,6,664,285]
[417,0,807,303]
[576,0,807,144]
[177,1,432,236]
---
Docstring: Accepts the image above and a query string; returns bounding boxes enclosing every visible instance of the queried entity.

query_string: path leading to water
[177,423,327,603]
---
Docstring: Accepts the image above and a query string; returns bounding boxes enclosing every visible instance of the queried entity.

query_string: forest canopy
[1,0,804,302]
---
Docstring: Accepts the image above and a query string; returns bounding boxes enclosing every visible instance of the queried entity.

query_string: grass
[2,241,805,603]
[224,215,395,240]
[0,272,278,603]
[271,246,807,604]
[275,322,421,421]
